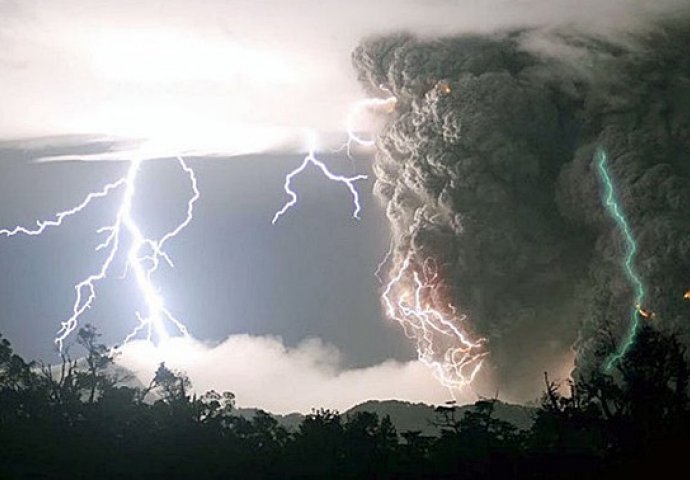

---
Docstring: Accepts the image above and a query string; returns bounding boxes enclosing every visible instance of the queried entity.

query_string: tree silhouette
[76,324,116,404]
[150,362,191,404]
[0,332,33,391]
[1,324,689,479]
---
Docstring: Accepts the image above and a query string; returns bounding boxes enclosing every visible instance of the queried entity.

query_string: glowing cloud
[116,334,469,413]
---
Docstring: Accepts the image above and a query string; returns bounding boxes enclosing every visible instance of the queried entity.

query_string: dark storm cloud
[353,17,690,400]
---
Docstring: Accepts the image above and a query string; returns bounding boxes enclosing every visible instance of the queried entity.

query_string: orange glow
[435,80,452,95]
[382,254,487,392]
[635,304,655,320]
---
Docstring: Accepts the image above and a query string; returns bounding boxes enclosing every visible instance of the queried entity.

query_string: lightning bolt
[337,92,397,159]
[272,93,396,224]
[271,93,486,394]
[382,253,487,393]
[2,90,395,354]
[4,104,386,347]
[0,156,198,350]
[374,238,395,284]
[272,131,368,224]
[595,148,645,371]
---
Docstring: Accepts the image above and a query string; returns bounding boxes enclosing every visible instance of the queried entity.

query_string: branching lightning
[0,84,482,395]
[382,253,487,393]
[272,92,486,394]
[3,91,396,357]
[596,148,646,371]
[272,131,368,224]
[337,92,397,160]
[0,156,198,350]
[272,93,396,224]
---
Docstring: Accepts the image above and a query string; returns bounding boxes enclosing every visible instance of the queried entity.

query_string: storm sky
[0,0,688,412]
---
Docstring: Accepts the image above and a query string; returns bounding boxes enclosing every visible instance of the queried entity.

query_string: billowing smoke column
[353,18,690,400]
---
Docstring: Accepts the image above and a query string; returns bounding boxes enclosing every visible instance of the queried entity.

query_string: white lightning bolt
[272,130,368,224]
[0,156,198,350]
[2,94,395,351]
[272,93,396,224]
[271,93,486,393]
[382,253,487,392]
[374,237,395,284]
[334,92,397,160]
[270,90,486,394]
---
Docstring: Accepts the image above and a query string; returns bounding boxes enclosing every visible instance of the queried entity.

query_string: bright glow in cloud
[116,335,471,414]
[0,0,685,155]
[91,30,301,85]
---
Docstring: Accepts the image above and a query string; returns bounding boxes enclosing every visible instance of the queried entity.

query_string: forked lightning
[1,156,198,350]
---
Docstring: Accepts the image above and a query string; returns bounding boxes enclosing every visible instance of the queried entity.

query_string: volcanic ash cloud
[353,18,690,401]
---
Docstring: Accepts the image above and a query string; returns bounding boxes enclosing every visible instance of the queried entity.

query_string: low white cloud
[115,334,474,414]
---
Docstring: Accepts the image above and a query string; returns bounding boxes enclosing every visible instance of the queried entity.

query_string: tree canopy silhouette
[0,323,688,479]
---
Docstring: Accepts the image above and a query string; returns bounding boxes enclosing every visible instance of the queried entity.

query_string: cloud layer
[1,0,687,156]
[116,334,470,414]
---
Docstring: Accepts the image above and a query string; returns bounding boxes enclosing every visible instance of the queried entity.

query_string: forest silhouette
[1,323,688,479]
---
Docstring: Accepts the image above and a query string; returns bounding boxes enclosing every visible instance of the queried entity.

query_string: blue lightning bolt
[0,156,198,350]
[595,148,646,371]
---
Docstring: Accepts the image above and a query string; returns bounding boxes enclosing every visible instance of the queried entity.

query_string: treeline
[1,324,688,479]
